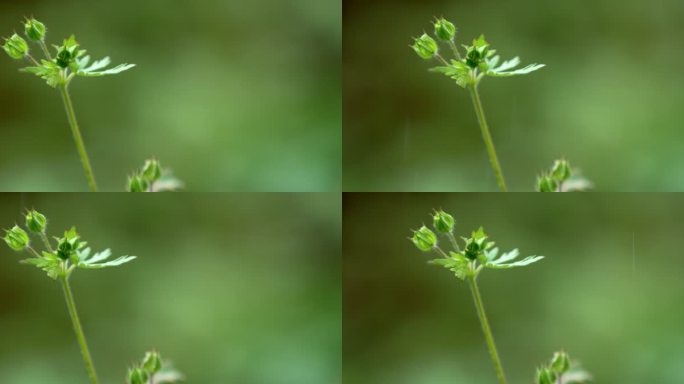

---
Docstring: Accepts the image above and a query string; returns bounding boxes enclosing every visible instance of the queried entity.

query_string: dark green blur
[344,193,684,383]
[343,0,684,191]
[0,0,340,191]
[0,193,340,383]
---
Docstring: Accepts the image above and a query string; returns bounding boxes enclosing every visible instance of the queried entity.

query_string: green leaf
[430,252,468,280]
[492,57,520,72]
[484,247,544,269]
[78,255,136,269]
[484,247,499,261]
[487,59,545,77]
[77,247,136,269]
[492,248,519,264]
[20,255,63,280]
[486,255,544,269]
[429,60,471,88]
[76,58,135,77]
[82,56,111,72]
[19,60,63,87]
[429,252,469,279]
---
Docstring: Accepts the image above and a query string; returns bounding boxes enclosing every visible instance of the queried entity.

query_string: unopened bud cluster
[536,159,572,192]
[2,18,48,60]
[128,350,162,384]
[536,351,571,384]
[411,17,459,61]
[410,209,456,251]
[128,158,163,192]
[3,209,51,251]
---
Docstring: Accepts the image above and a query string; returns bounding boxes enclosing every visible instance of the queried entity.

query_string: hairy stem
[58,85,98,192]
[39,232,53,252]
[467,83,507,192]
[39,40,53,60]
[467,274,507,384]
[61,276,99,384]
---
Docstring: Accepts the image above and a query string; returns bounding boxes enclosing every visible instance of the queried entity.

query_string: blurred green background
[343,0,684,191]
[0,0,340,191]
[0,193,340,383]
[344,193,684,383]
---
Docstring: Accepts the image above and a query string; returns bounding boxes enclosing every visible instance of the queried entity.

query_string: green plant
[536,351,592,384]
[3,18,180,192]
[3,209,183,384]
[409,209,591,383]
[410,18,545,191]
[536,159,592,192]
[127,158,183,192]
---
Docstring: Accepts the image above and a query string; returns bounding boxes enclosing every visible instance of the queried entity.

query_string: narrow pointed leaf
[488,63,545,77]
[84,249,112,264]
[78,255,136,269]
[83,56,111,72]
[486,255,544,269]
[77,63,135,77]
[492,248,519,264]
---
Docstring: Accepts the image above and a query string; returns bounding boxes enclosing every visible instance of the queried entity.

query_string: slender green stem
[61,276,99,384]
[467,274,507,384]
[39,40,53,60]
[58,85,98,192]
[447,232,461,252]
[27,245,41,258]
[448,40,462,60]
[39,232,53,252]
[467,83,507,192]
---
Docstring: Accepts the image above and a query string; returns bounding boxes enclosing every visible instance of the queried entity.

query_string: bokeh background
[344,193,684,383]
[0,193,340,383]
[0,0,340,191]
[343,0,684,191]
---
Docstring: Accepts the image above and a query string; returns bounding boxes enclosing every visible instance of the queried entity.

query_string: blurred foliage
[0,0,340,191]
[343,0,684,191]
[0,193,340,383]
[343,193,684,383]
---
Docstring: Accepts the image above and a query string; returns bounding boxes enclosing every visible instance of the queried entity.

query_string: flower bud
[128,367,149,384]
[142,159,162,182]
[56,35,79,68]
[142,351,162,374]
[24,18,46,41]
[550,351,571,374]
[432,210,455,233]
[4,225,30,251]
[465,35,490,68]
[128,174,149,192]
[434,18,456,42]
[464,239,480,260]
[56,228,81,260]
[537,367,556,384]
[411,225,437,251]
[3,33,29,60]
[551,159,572,182]
[25,209,47,233]
[536,174,558,192]
[411,33,438,60]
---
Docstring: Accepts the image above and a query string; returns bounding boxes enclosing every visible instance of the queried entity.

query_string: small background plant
[536,159,592,192]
